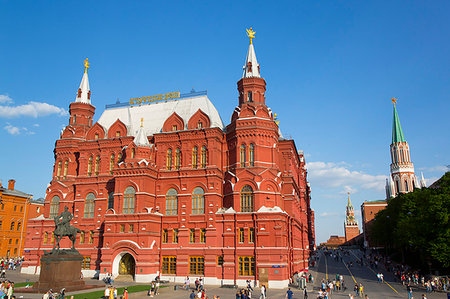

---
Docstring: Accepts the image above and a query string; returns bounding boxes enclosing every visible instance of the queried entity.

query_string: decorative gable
[108,119,128,138]
[162,112,184,132]
[86,122,106,140]
[187,109,211,130]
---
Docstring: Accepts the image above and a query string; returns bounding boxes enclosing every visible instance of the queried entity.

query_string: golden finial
[141,118,143,127]
[84,58,90,73]
[274,113,280,126]
[391,97,398,104]
[246,27,256,44]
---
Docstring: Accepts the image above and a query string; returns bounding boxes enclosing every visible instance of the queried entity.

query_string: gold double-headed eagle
[246,27,256,44]
[84,58,90,73]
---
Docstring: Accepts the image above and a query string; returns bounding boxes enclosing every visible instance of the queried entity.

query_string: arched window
[240,185,254,212]
[117,152,122,163]
[80,231,85,244]
[95,155,100,175]
[123,186,136,214]
[201,146,207,168]
[167,149,172,170]
[110,154,115,175]
[50,196,60,218]
[249,144,255,167]
[192,146,198,169]
[165,188,178,215]
[131,148,135,159]
[10,222,15,231]
[73,115,76,124]
[43,232,48,244]
[175,148,181,170]
[395,180,400,195]
[404,180,409,192]
[247,91,253,102]
[400,149,404,163]
[87,156,93,176]
[84,193,95,218]
[63,160,68,179]
[240,144,246,167]
[192,187,205,215]
[108,192,114,210]
[56,161,62,179]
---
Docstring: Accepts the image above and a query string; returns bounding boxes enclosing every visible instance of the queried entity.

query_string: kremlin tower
[385,98,426,199]
[344,193,359,242]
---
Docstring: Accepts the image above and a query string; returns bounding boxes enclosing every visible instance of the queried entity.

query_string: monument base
[33,251,86,292]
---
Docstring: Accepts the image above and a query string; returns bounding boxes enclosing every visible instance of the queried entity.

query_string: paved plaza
[4,250,447,298]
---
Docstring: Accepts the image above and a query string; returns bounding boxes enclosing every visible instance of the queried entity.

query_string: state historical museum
[22,31,315,288]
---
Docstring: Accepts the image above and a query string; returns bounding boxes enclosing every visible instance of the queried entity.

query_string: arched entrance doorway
[118,253,135,279]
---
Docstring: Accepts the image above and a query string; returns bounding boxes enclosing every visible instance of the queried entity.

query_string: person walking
[303,287,308,299]
[190,290,196,299]
[260,284,266,299]
[123,288,128,299]
[285,287,293,299]
[407,284,413,299]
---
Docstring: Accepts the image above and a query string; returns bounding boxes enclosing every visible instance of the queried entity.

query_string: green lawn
[14,282,35,288]
[71,284,166,299]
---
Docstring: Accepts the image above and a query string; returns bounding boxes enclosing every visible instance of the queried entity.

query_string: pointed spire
[346,192,353,209]
[243,27,260,78]
[75,58,91,104]
[391,98,406,144]
[420,172,427,188]
[133,118,150,147]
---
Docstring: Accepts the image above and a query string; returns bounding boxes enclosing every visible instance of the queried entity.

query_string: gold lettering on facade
[129,91,180,106]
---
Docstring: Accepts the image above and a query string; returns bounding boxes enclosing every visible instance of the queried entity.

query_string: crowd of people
[0,281,15,299]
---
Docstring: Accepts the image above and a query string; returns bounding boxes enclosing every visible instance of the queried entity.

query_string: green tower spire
[391,98,406,144]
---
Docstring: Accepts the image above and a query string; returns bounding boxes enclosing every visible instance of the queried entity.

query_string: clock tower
[344,193,360,242]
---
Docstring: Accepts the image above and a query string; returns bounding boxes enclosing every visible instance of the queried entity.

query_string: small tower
[385,98,418,198]
[344,193,360,242]
[68,58,96,138]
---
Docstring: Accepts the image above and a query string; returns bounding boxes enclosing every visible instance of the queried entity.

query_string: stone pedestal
[33,252,85,292]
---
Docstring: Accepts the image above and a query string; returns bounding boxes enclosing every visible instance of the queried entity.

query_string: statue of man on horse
[52,206,81,253]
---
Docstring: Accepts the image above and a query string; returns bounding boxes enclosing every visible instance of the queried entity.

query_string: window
[57,161,62,178]
[175,148,181,170]
[192,146,198,169]
[120,224,125,233]
[201,146,207,168]
[129,224,134,233]
[247,91,253,102]
[116,131,120,137]
[13,248,17,255]
[395,180,400,194]
[84,193,95,218]
[240,185,254,212]
[17,222,21,231]
[110,154,115,174]
[95,155,100,175]
[249,144,255,167]
[189,229,195,243]
[0,221,2,230]
[166,149,172,170]
[123,186,136,214]
[63,160,68,179]
[50,196,60,218]
[240,144,246,167]
[14,205,17,212]
[131,148,135,159]
[10,222,14,231]
[88,231,94,244]
[239,228,244,243]
[197,122,203,129]
[9,239,12,244]
[82,256,91,269]
[162,229,168,243]
[200,229,206,243]
[192,187,205,215]
[189,256,204,275]
[217,256,224,266]
[87,156,93,176]
[118,153,122,163]
[249,228,255,243]
[94,133,99,140]
[405,181,409,192]
[108,192,114,210]
[165,188,178,215]
[43,232,48,244]
[80,231,85,244]
[162,256,177,274]
[15,239,18,244]
[73,115,76,124]
[51,232,54,244]
[20,206,23,212]
[238,256,255,276]
[173,229,179,243]
[172,125,178,131]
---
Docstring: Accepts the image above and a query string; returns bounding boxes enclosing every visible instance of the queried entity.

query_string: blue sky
[1,1,448,243]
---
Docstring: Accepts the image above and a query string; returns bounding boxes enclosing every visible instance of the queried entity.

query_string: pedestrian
[260,284,266,299]
[190,290,196,299]
[104,286,110,299]
[354,284,359,296]
[155,280,160,295]
[286,287,293,299]
[123,288,128,299]
[303,287,308,299]
[407,284,413,299]
[185,276,190,290]
[359,283,363,298]
[235,290,241,299]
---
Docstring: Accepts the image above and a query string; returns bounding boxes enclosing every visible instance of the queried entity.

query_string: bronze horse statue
[52,206,81,252]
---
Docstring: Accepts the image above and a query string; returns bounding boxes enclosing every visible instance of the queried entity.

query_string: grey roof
[0,187,31,198]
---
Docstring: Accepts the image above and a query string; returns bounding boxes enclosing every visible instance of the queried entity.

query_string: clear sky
[1,1,448,243]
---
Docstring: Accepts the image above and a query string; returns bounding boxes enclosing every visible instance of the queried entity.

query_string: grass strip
[14,282,35,288]
[71,284,167,299]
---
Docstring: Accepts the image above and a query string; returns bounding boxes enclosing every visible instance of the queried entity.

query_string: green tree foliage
[370,172,450,270]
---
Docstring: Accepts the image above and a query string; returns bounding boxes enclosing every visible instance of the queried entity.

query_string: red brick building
[22,34,315,288]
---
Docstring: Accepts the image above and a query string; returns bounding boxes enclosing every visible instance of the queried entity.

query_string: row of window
[0,221,22,231]
[49,184,255,219]
[161,256,255,276]
[161,228,207,244]
[240,144,255,167]
[43,231,94,244]
[167,146,208,170]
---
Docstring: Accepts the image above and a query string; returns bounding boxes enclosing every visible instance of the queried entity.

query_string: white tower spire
[75,58,91,104]
[420,172,427,188]
[242,27,260,78]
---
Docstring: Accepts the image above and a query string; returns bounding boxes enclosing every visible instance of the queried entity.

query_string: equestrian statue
[50,206,81,253]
